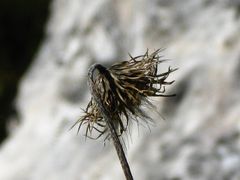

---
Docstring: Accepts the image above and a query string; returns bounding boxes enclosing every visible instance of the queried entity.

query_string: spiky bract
[73,49,177,139]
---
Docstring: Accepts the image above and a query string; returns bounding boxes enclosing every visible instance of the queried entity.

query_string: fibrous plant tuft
[72,49,177,140]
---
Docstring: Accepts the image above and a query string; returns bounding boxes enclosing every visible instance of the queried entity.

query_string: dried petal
[73,49,177,139]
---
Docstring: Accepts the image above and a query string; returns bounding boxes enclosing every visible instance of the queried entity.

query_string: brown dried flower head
[73,49,177,139]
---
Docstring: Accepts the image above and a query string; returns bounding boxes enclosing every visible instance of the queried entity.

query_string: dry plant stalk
[72,49,177,180]
[73,49,177,139]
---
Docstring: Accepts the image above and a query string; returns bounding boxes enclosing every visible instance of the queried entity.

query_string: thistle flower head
[73,49,177,139]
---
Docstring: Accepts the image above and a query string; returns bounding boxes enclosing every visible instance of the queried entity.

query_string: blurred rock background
[0,0,240,180]
[0,0,51,143]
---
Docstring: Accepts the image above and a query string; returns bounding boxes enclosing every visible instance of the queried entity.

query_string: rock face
[0,0,240,179]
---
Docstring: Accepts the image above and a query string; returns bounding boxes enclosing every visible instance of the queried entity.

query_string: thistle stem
[88,64,134,180]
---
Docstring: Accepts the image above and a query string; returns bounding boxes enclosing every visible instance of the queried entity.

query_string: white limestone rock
[0,0,240,180]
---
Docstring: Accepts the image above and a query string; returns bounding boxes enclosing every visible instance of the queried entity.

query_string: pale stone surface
[0,0,240,180]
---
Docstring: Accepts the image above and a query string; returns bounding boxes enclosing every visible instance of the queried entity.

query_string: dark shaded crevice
[159,66,204,119]
[0,0,51,144]
[160,76,190,117]
[235,55,240,86]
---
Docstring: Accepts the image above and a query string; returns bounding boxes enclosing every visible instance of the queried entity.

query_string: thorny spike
[72,49,177,140]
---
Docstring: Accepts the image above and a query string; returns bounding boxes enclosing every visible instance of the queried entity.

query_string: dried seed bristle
[73,49,177,139]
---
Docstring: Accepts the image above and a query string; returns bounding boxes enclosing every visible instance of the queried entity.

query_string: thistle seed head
[73,49,177,139]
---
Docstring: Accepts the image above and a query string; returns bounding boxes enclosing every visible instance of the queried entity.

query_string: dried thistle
[73,49,177,140]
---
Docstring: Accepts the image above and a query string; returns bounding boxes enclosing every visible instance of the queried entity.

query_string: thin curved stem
[88,64,134,180]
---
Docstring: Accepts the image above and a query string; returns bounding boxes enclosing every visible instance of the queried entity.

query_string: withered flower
[73,49,177,140]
